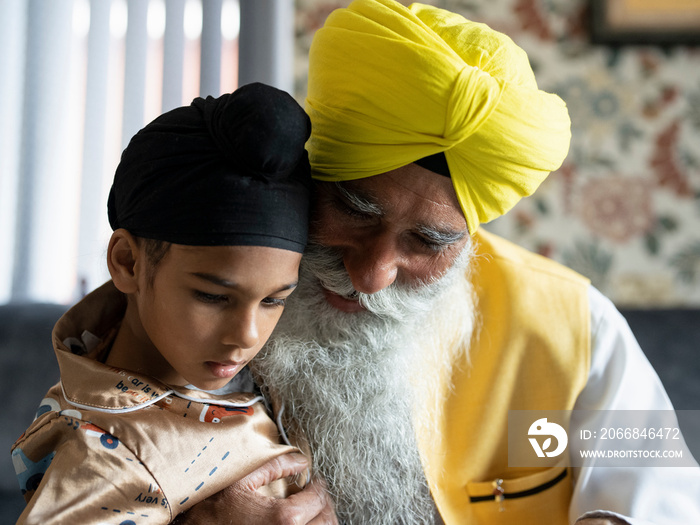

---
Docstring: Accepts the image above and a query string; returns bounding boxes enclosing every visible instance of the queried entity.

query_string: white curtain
[0,0,294,305]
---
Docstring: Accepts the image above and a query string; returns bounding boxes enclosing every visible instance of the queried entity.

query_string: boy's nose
[221,308,259,351]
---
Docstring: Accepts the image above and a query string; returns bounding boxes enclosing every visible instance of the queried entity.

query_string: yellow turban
[306,0,571,233]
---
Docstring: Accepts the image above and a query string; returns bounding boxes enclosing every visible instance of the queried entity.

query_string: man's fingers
[241,452,310,491]
[175,461,338,525]
[575,513,631,525]
[306,499,338,525]
[288,478,338,525]
[227,475,334,525]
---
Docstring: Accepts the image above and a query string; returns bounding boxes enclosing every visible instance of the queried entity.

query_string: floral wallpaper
[293,0,700,307]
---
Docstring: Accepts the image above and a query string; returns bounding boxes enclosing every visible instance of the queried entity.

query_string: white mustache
[301,242,470,322]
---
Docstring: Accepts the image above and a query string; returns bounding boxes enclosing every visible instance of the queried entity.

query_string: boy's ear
[107,229,141,294]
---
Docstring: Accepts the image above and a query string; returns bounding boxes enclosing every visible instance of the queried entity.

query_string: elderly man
[180,1,700,524]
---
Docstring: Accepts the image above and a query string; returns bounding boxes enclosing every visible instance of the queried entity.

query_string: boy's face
[132,243,301,391]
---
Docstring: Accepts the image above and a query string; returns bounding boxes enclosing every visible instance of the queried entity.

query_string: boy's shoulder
[53,281,127,354]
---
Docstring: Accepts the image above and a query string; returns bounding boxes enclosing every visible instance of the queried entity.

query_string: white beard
[250,242,477,524]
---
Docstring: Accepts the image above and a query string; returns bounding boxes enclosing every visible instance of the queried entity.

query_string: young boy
[11,83,312,524]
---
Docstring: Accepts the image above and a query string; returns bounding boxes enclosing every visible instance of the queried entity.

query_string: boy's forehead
[170,243,302,263]
[155,244,302,288]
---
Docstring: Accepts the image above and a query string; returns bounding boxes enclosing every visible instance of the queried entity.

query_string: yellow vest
[420,230,591,524]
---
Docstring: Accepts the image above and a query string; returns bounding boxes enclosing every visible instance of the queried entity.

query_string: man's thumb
[243,453,310,490]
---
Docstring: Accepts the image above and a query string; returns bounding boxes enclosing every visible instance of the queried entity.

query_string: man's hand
[576,516,630,525]
[173,453,338,525]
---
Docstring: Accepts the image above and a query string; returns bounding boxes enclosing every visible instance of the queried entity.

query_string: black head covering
[107,82,312,252]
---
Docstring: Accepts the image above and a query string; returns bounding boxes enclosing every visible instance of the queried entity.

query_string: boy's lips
[322,288,366,313]
[206,361,243,378]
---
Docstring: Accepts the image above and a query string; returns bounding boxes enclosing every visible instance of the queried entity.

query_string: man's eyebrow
[415,224,467,246]
[334,182,466,245]
[335,183,383,216]
[191,273,298,293]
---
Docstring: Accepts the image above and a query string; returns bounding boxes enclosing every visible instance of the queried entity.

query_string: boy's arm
[173,453,338,525]
[13,415,171,524]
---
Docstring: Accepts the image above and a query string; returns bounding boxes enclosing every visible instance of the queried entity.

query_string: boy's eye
[261,297,287,308]
[194,291,229,304]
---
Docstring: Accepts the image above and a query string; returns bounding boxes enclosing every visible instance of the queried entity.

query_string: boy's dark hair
[136,237,171,285]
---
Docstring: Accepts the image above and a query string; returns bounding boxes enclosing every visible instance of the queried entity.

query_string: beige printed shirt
[11,282,298,524]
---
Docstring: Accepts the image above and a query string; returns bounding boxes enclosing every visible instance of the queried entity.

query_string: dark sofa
[1,303,698,523]
[1,303,68,522]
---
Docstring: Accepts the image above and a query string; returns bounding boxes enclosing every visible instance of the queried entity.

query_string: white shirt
[572,286,700,524]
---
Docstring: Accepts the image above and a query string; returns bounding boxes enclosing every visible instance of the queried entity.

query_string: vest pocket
[466,465,571,525]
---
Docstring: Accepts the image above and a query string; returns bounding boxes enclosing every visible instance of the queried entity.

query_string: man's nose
[342,235,400,294]
[221,307,259,351]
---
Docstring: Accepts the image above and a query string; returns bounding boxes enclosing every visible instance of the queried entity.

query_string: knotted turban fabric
[108,82,312,252]
[306,0,571,233]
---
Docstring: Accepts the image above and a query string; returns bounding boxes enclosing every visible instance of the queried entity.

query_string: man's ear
[107,229,141,294]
